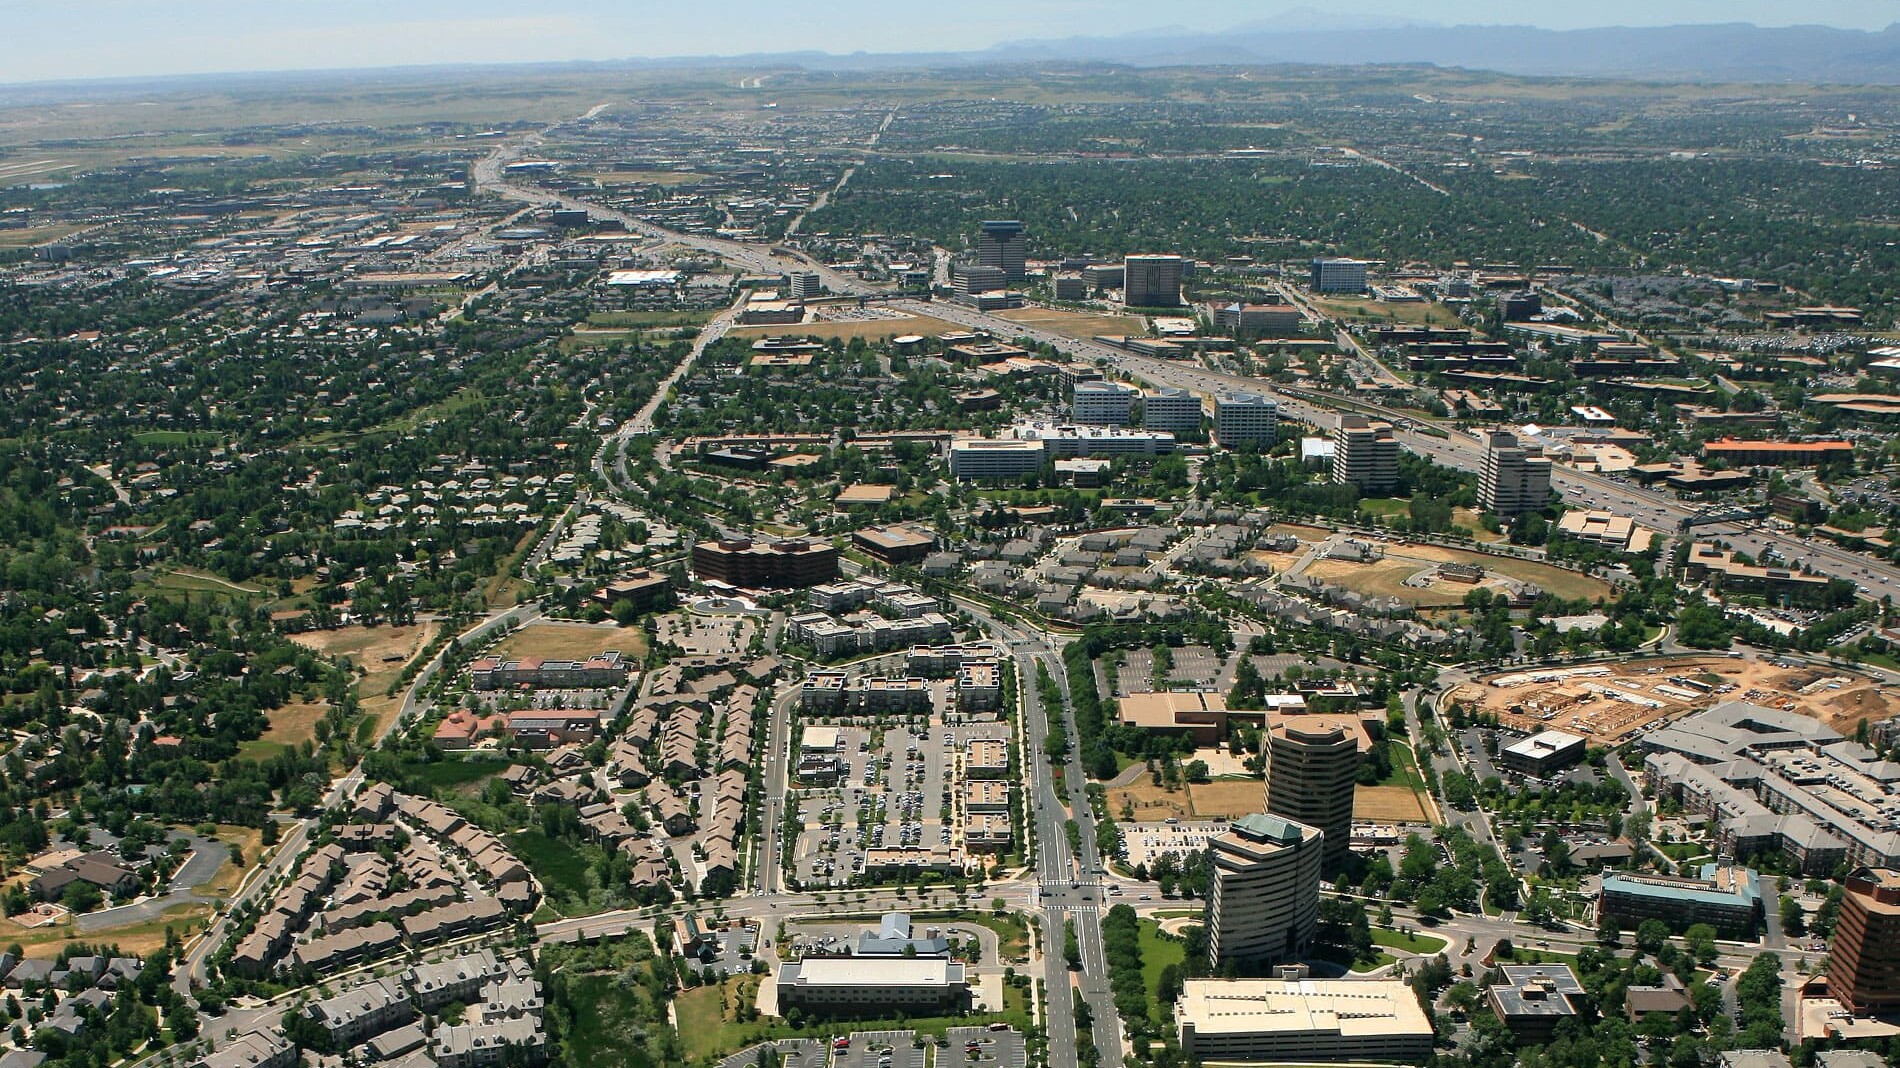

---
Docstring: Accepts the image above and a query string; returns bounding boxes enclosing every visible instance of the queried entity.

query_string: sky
[7,0,1900,85]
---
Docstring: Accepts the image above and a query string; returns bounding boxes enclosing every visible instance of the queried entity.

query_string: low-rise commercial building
[1176,977,1432,1064]
[1488,965,1585,1043]
[775,957,968,1014]
[1499,730,1587,777]
[1598,864,1763,937]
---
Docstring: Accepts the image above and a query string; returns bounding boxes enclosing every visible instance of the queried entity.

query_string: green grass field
[402,755,511,790]
[1371,927,1449,955]
[1140,920,1187,1026]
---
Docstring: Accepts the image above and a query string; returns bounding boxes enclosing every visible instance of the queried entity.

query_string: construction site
[1448,655,1900,746]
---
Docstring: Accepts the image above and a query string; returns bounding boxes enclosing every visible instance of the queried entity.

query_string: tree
[1636,918,1671,954]
[1780,894,1806,937]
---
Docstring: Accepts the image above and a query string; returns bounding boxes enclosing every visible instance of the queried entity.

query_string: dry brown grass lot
[487,622,649,664]
[993,307,1146,339]
[258,700,328,749]
[1186,780,1266,819]
[728,314,965,343]
[1355,785,1430,823]
[290,623,440,734]
[1304,542,1613,608]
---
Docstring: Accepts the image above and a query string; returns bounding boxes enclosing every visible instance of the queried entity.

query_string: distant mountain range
[971,20,1900,83]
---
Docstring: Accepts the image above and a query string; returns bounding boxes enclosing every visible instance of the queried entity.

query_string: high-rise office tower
[1828,869,1900,1015]
[977,221,1028,283]
[1265,720,1359,871]
[1207,813,1325,972]
[1331,414,1400,493]
[1123,254,1184,308]
[1478,429,1553,518]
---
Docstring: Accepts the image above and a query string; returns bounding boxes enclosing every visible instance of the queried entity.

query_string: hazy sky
[7,0,1900,85]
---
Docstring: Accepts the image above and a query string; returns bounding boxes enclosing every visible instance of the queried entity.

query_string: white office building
[949,438,1048,481]
[1141,387,1203,435]
[775,957,968,1013]
[1072,380,1139,426]
[1331,413,1400,493]
[1177,977,1434,1064]
[1479,429,1553,518]
[1213,391,1279,449]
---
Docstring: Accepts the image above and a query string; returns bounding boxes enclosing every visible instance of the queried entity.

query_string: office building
[1124,254,1184,308]
[1215,303,1303,336]
[1598,864,1763,937]
[787,271,822,299]
[1176,977,1433,1065]
[976,221,1028,283]
[691,538,840,589]
[1487,966,1585,1043]
[1012,423,1175,457]
[1827,869,1900,1015]
[949,438,1048,481]
[1310,258,1369,293]
[1053,275,1088,300]
[775,957,968,1013]
[1213,391,1279,449]
[1331,414,1399,493]
[1081,263,1125,289]
[1478,429,1552,518]
[1072,380,1139,426]
[852,525,937,565]
[957,264,1007,295]
[1140,387,1203,435]
[1265,720,1359,870]
[1499,730,1587,777]
[1207,814,1324,971]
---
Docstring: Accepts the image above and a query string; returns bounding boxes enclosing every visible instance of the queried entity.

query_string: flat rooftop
[1176,978,1432,1039]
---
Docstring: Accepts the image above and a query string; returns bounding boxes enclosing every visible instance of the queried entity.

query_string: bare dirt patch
[1447,655,1900,745]
[1108,782,1191,821]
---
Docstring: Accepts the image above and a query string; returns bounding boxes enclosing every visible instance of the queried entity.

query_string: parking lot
[836,1031,925,1068]
[720,1039,825,1068]
[939,1027,1026,1068]
[1123,820,1228,868]
[789,710,1015,888]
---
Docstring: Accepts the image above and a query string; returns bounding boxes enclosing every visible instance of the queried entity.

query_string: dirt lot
[1355,785,1430,823]
[487,622,649,663]
[993,307,1146,339]
[728,313,965,343]
[1450,655,1900,745]
[1109,782,1191,821]
[1109,779,1264,820]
